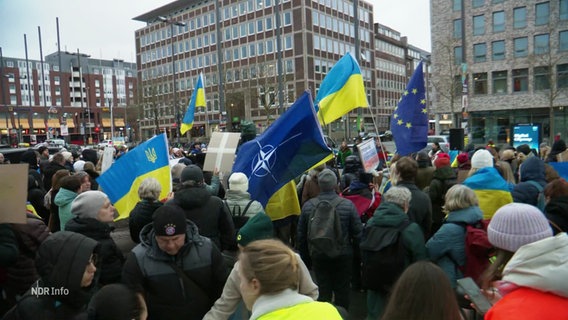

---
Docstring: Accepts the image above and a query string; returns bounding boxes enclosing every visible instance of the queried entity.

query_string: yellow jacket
[251,289,341,320]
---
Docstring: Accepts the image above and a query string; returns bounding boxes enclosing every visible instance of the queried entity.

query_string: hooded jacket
[54,188,78,230]
[485,233,568,319]
[224,190,264,220]
[121,221,227,320]
[428,166,457,232]
[396,181,433,240]
[511,157,547,207]
[426,206,483,287]
[4,231,99,320]
[27,174,49,222]
[203,253,318,320]
[65,217,124,285]
[42,161,67,191]
[128,199,163,243]
[544,196,568,234]
[172,184,237,251]
[463,167,513,220]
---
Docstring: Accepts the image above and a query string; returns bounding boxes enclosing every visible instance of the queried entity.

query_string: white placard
[203,132,241,173]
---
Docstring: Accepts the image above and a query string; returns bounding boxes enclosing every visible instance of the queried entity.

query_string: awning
[0,117,8,129]
[64,120,75,128]
[102,119,111,127]
[114,118,125,127]
[32,119,45,129]
[18,119,30,129]
[47,119,60,128]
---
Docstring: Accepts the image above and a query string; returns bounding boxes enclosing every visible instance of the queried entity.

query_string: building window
[284,12,291,25]
[492,40,505,60]
[512,69,529,92]
[473,15,485,36]
[453,0,462,11]
[557,64,568,88]
[534,66,550,90]
[534,34,550,54]
[493,11,505,33]
[474,43,487,62]
[453,19,462,38]
[493,70,507,94]
[561,0,568,20]
[513,7,527,29]
[454,46,463,65]
[560,31,568,51]
[473,73,488,94]
[514,37,528,57]
[535,2,550,26]
[472,0,484,8]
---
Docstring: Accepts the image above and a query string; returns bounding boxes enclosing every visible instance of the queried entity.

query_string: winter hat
[457,153,469,164]
[61,151,73,162]
[180,164,204,183]
[152,205,187,236]
[434,153,450,168]
[516,144,532,156]
[71,191,109,219]
[471,149,494,169]
[318,168,337,192]
[237,212,273,246]
[229,172,249,192]
[73,160,86,172]
[488,203,553,252]
[87,284,141,320]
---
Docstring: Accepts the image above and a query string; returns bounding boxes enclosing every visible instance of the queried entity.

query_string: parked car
[426,135,450,152]
[98,140,113,148]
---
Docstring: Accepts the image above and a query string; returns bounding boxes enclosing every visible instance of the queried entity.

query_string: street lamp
[157,16,186,145]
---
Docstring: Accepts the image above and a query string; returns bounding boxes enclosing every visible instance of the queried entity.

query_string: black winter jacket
[129,200,163,243]
[42,162,67,191]
[397,181,433,240]
[121,222,227,320]
[171,185,237,251]
[511,157,547,207]
[545,196,568,234]
[65,217,124,285]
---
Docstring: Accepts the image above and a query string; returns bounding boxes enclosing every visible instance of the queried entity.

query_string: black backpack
[360,220,410,290]
[307,197,344,258]
[224,200,255,230]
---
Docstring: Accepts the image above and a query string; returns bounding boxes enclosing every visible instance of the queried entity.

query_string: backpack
[447,220,494,285]
[526,180,546,212]
[307,197,344,258]
[360,220,410,290]
[224,200,255,230]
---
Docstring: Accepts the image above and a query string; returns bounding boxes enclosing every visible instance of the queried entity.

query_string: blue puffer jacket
[511,157,546,207]
[426,206,483,288]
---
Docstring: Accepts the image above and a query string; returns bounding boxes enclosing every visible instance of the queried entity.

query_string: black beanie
[87,284,141,320]
[152,205,187,236]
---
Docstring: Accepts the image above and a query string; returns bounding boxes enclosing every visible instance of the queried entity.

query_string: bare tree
[431,37,463,128]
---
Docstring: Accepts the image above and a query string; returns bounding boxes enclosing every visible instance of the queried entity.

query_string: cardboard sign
[358,138,380,173]
[0,164,28,224]
[204,132,241,173]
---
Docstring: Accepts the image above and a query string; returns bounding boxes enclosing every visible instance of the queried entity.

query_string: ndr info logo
[31,281,69,297]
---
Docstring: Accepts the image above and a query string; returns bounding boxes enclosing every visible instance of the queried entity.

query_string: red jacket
[485,287,568,320]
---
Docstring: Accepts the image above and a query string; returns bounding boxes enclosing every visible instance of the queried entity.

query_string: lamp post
[157,16,186,145]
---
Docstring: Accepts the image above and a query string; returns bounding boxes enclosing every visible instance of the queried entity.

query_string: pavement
[110,218,369,319]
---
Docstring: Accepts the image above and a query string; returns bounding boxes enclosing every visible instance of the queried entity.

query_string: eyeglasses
[88,254,98,266]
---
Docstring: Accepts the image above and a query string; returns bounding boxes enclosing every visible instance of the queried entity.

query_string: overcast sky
[0,0,430,62]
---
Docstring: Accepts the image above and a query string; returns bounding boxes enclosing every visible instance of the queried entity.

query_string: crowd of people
[0,137,567,320]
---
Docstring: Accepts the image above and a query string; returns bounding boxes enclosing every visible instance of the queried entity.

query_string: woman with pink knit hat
[479,203,568,319]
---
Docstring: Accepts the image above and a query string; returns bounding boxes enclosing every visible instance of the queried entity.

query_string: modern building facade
[431,0,568,144]
[0,51,137,145]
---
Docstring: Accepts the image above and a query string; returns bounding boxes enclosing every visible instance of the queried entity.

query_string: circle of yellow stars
[392,87,427,129]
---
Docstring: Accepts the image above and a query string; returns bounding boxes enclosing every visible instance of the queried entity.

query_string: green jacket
[366,202,427,265]
[54,188,78,231]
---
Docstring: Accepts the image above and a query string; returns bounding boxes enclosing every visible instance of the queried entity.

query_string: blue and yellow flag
[181,73,206,135]
[265,180,301,221]
[314,52,368,125]
[390,61,428,156]
[232,91,332,206]
[96,134,171,220]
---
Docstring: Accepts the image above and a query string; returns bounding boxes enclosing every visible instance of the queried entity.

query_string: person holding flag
[181,73,206,136]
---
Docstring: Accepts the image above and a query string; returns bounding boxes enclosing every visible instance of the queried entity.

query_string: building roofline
[133,0,196,23]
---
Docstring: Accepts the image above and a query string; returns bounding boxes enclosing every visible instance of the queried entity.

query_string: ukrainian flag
[96,134,171,220]
[181,73,206,135]
[314,52,368,125]
[265,180,301,221]
[463,167,513,220]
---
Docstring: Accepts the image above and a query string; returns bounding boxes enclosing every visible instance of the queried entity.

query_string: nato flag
[390,61,428,156]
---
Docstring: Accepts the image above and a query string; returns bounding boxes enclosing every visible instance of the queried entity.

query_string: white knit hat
[488,203,553,252]
[73,160,86,172]
[229,172,249,193]
[471,149,494,169]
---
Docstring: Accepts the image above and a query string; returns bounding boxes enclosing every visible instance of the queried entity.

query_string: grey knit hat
[71,191,109,219]
[318,169,337,192]
[488,203,553,252]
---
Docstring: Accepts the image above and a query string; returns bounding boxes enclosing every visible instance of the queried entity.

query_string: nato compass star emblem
[250,133,302,182]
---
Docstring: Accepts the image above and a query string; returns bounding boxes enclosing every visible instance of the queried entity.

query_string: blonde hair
[138,177,162,200]
[239,239,299,295]
[444,184,478,212]
[496,160,515,185]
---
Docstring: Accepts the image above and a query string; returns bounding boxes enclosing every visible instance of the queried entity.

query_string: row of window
[222,37,293,62]
[470,65,568,95]
[311,10,371,43]
[375,40,405,59]
[313,34,359,57]
[454,31,568,64]
[375,58,406,76]
[142,32,218,64]
[313,57,373,80]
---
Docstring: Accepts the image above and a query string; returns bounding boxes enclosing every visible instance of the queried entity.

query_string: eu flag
[390,61,428,156]
[97,134,171,219]
[232,91,332,206]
